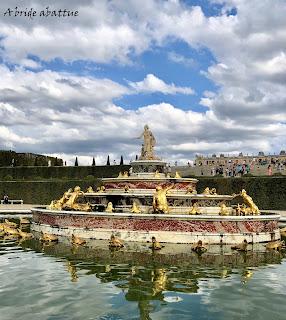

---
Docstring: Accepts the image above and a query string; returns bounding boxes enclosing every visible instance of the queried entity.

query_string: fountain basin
[31,208,280,244]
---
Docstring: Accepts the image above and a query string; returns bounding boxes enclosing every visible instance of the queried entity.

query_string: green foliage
[85,175,94,180]
[0,150,63,166]
[0,179,101,204]
[0,165,130,180]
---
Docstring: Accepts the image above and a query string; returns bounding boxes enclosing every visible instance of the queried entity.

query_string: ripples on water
[1,221,286,320]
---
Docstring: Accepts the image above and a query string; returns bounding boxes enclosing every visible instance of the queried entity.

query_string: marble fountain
[31,125,280,244]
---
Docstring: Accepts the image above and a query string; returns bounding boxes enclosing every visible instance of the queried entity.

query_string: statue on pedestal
[138,125,157,160]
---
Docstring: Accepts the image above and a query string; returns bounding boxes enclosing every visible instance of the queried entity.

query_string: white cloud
[0,1,286,163]
[128,74,195,95]
[167,52,196,68]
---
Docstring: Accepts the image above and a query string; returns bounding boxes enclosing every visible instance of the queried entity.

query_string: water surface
[1,225,286,320]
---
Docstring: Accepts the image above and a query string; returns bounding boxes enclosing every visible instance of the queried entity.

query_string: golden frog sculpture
[62,186,91,211]
[189,202,200,215]
[49,188,73,210]
[86,186,94,193]
[240,189,260,215]
[131,201,141,213]
[219,202,229,216]
[105,202,114,213]
[174,171,181,178]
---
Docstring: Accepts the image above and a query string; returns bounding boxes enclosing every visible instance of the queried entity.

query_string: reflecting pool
[1,224,286,319]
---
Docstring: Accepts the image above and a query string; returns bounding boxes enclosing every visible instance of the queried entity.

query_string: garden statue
[153,184,174,213]
[138,125,157,160]
[240,189,260,215]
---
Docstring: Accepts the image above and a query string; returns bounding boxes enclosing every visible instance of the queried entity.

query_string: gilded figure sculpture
[131,201,141,213]
[105,202,114,213]
[186,186,197,194]
[49,188,73,210]
[154,170,160,178]
[96,186,106,193]
[210,188,217,195]
[219,202,229,216]
[203,187,210,195]
[189,202,200,215]
[62,186,91,211]
[138,125,157,160]
[240,189,260,215]
[174,171,181,178]
[118,172,123,178]
[86,186,94,193]
[123,171,129,178]
[153,184,174,213]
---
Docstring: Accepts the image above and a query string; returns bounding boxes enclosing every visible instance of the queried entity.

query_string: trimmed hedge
[0,165,130,180]
[0,179,101,205]
[0,176,285,209]
[0,150,62,166]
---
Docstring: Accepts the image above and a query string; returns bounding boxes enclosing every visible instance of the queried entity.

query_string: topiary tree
[92,157,96,166]
[120,155,124,165]
[75,157,79,166]
[106,155,110,166]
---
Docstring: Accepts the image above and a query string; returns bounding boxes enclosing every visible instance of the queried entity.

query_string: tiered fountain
[31,125,280,244]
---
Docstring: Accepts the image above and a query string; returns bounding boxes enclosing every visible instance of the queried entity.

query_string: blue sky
[0,0,285,164]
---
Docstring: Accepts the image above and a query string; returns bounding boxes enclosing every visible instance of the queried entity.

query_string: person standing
[267,165,272,176]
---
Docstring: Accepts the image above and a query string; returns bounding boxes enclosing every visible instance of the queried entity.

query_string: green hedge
[0,150,62,166]
[0,179,101,205]
[0,165,130,180]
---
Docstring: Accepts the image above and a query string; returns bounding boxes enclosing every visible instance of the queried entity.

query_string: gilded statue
[60,186,91,211]
[219,202,229,216]
[153,184,174,213]
[118,172,123,178]
[210,188,217,195]
[186,186,197,194]
[189,202,200,215]
[131,201,141,213]
[123,171,129,178]
[240,189,260,215]
[86,186,94,193]
[154,170,160,178]
[96,186,106,193]
[49,188,73,210]
[105,202,114,213]
[203,187,210,195]
[174,171,181,178]
[138,125,157,160]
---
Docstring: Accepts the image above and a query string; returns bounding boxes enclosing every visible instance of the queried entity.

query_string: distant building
[194,150,286,166]
[0,150,63,167]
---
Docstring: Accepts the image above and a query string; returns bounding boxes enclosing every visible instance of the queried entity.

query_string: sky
[0,0,286,165]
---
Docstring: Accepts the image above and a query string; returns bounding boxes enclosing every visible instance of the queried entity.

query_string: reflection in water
[1,223,286,319]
